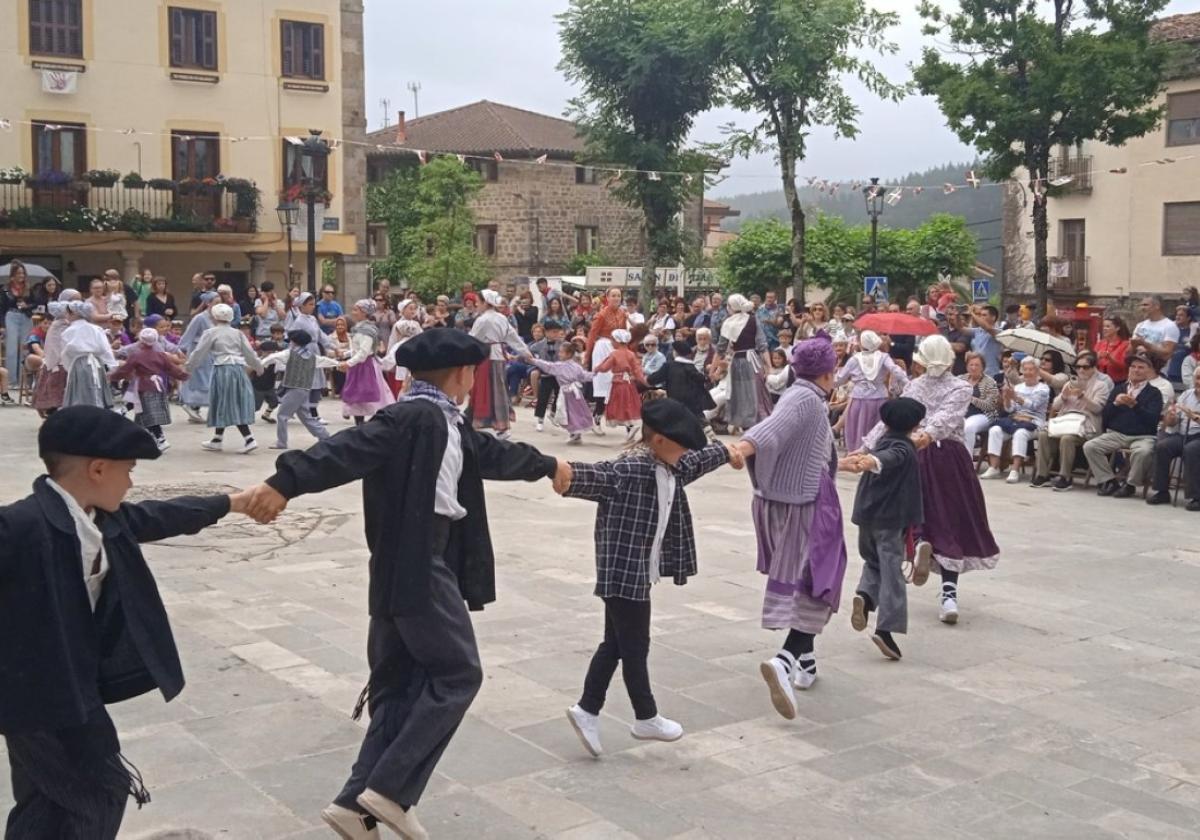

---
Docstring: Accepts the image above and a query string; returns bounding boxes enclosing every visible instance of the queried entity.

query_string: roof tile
[365,100,585,158]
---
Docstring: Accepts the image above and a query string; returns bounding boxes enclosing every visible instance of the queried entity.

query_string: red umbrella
[853,312,939,336]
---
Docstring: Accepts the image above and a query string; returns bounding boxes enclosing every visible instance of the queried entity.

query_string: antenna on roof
[380,98,391,128]
[407,81,422,118]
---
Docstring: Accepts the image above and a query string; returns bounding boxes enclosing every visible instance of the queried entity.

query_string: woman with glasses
[1037,349,1069,396]
[1030,351,1112,491]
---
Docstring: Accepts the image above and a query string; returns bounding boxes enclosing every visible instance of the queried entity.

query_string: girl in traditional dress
[60,301,118,409]
[341,299,395,424]
[469,289,528,439]
[733,333,848,720]
[109,329,189,450]
[185,303,263,454]
[178,290,218,423]
[717,294,772,432]
[528,342,595,445]
[32,289,81,415]
[595,329,647,440]
[387,316,423,397]
[585,287,631,434]
[861,334,1000,624]
[834,330,908,452]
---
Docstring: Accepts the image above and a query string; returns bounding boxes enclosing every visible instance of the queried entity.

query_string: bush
[121,172,146,188]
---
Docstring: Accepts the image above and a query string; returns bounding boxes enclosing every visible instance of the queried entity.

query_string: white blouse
[60,320,117,371]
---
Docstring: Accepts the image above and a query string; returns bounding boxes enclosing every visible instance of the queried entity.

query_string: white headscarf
[915,334,955,378]
[482,289,503,308]
[720,294,754,342]
[612,329,632,345]
[855,329,885,381]
[210,303,234,323]
[138,327,159,345]
[60,288,82,303]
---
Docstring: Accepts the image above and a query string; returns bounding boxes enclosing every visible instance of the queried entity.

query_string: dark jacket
[648,359,716,417]
[0,479,229,734]
[1101,381,1163,437]
[266,398,557,616]
[851,432,923,530]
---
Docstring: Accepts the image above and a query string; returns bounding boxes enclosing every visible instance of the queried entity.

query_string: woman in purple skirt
[734,332,848,721]
[861,334,999,625]
[341,299,394,424]
[834,330,907,452]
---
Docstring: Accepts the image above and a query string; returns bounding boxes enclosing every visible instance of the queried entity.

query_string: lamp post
[299,130,331,295]
[275,200,299,287]
[863,176,884,276]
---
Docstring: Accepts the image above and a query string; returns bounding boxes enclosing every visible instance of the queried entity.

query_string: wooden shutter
[169,7,184,66]
[1169,91,1200,121]
[200,10,216,69]
[66,0,81,56]
[29,0,45,54]
[310,24,324,79]
[1164,202,1200,256]
[281,20,294,76]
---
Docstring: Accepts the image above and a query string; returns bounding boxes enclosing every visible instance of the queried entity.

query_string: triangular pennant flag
[829,182,840,196]
[885,188,903,206]
[535,154,548,165]
[1157,157,1176,165]
[416,150,427,165]
[285,136,305,146]
[647,171,661,181]
[42,123,62,132]
[850,180,862,192]
[1049,176,1073,187]
[867,185,881,199]
[375,144,388,152]
[120,128,137,136]
[912,186,924,195]
[0,119,12,132]
[805,176,817,186]
[230,136,249,144]
[493,152,504,162]
[683,174,693,185]
[817,180,827,194]
[1109,167,1127,174]
[328,139,342,150]
[943,183,956,195]
[456,154,466,164]
[966,170,981,188]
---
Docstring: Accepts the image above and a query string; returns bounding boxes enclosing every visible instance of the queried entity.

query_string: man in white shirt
[1132,295,1180,365]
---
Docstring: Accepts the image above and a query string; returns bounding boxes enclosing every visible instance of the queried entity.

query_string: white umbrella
[996,327,1077,364]
[0,261,54,279]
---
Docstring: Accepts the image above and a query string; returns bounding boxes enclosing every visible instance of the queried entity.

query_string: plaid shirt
[566,443,730,601]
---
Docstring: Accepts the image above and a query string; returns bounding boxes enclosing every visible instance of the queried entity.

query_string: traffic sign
[863,276,889,303]
[972,278,991,302]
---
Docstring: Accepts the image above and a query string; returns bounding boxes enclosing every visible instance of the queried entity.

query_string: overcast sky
[364,0,1199,197]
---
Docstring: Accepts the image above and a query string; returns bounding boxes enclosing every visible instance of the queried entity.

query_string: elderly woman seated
[960,351,1000,446]
[1030,350,1112,491]
[1148,365,1200,510]
[982,356,1050,483]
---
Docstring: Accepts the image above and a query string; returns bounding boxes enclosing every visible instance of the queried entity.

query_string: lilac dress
[864,373,1000,573]
[530,358,594,433]
[835,351,907,452]
[743,379,848,633]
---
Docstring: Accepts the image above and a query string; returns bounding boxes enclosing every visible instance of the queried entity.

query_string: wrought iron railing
[1050,256,1089,291]
[1048,156,1093,193]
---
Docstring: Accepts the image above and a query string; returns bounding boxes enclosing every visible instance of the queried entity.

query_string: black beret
[395,328,488,372]
[641,397,708,450]
[671,339,692,358]
[879,397,926,434]
[39,406,162,461]
[287,330,312,347]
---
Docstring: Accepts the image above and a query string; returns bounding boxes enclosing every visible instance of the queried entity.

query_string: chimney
[395,111,406,143]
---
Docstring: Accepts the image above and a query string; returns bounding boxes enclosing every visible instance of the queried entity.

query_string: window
[575,225,599,255]
[32,121,86,176]
[169,7,217,70]
[1164,202,1200,256]
[1167,92,1200,147]
[1060,219,1085,260]
[281,20,324,80]
[172,131,220,180]
[282,140,329,193]
[29,0,82,58]
[469,159,498,182]
[575,166,598,185]
[474,225,498,257]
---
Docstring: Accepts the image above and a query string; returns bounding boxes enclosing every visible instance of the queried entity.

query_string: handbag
[1047,411,1088,439]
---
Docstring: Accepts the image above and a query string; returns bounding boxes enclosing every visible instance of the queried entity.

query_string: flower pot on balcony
[233,217,253,233]
[122,173,146,190]
[147,178,176,191]
[83,170,120,188]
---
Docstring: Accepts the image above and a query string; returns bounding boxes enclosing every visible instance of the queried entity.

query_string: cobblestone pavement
[3,405,1200,839]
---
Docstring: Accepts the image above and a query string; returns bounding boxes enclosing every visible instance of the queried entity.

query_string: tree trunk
[1029,153,1050,317]
[779,145,806,304]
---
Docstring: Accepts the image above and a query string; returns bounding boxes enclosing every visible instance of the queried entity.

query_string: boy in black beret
[252,322,287,424]
[647,339,717,420]
[0,406,249,839]
[557,398,744,758]
[260,329,340,450]
[838,396,930,661]
[241,328,569,840]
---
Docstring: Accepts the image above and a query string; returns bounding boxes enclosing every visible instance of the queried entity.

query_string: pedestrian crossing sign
[863,276,888,303]
[972,278,990,302]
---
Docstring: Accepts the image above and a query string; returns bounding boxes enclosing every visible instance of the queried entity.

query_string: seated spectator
[960,351,1000,446]
[641,334,666,377]
[982,357,1050,483]
[995,349,1020,390]
[1166,304,1195,391]
[1038,349,1069,395]
[1148,365,1200,510]
[1181,331,1200,387]
[1084,350,1164,498]
[1031,350,1112,491]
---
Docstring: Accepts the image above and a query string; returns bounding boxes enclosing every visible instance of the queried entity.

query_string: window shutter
[29,1,45,54]
[1165,202,1200,256]
[311,24,324,79]
[281,21,294,76]
[67,0,81,56]
[169,8,184,66]
[201,11,216,69]
[1169,91,1200,121]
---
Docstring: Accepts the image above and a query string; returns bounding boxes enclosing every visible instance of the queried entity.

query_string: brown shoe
[357,789,428,840]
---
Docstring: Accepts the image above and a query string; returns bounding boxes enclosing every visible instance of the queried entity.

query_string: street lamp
[863,176,884,276]
[275,200,299,287]
[300,130,331,295]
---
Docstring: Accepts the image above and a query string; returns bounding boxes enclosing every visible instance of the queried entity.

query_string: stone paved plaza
[3,405,1200,839]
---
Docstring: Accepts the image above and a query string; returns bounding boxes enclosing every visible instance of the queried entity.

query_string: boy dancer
[839,397,930,660]
[0,406,247,839]
[262,330,339,450]
[241,329,568,840]
[529,321,566,432]
[648,340,717,419]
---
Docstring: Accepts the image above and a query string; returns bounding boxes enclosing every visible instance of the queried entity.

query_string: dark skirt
[32,368,67,411]
[207,364,256,428]
[470,359,513,431]
[918,439,1000,573]
[135,390,172,428]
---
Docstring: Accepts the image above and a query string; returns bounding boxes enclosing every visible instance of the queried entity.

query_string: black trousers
[534,375,559,420]
[5,708,128,840]
[580,597,657,720]
[253,386,279,411]
[334,552,483,811]
[1153,433,1200,498]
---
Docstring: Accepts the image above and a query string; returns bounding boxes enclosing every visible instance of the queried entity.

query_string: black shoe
[1097,479,1119,497]
[1146,491,1171,506]
[871,631,902,661]
[1113,482,1137,499]
[1030,475,1050,488]
[1188,499,1200,512]
[1052,476,1073,492]
[0,392,13,404]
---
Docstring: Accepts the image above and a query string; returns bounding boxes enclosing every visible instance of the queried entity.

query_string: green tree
[805,214,871,302]
[716,218,792,297]
[559,0,724,311]
[915,0,1173,316]
[367,163,421,283]
[564,249,614,276]
[708,0,905,304]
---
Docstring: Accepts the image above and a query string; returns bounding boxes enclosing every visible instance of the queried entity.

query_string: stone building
[366,100,690,282]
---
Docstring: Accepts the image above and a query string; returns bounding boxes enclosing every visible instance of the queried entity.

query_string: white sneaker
[496,430,512,441]
[567,434,583,446]
[592,419,606,436]
[1005,469,1020,484]
[625,424,639,442]
[182,405,205,424]
[155,438,171,452]
[317,416,328,426]
[940,596,959,625]
[566,705,603,757]
[240,438,258,454]
[760,656,798,719]
[201,439,223,451]
[321,803,380,839]
[630,714,684,742]
[792,656,818,691]
[356,789,427,840]
[980,466,1001,480]
[536,420,544,432]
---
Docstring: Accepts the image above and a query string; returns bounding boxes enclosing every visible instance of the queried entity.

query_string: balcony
[1050,256,1089,292]
[0,171,261,236]
[1048,155,1093,193]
